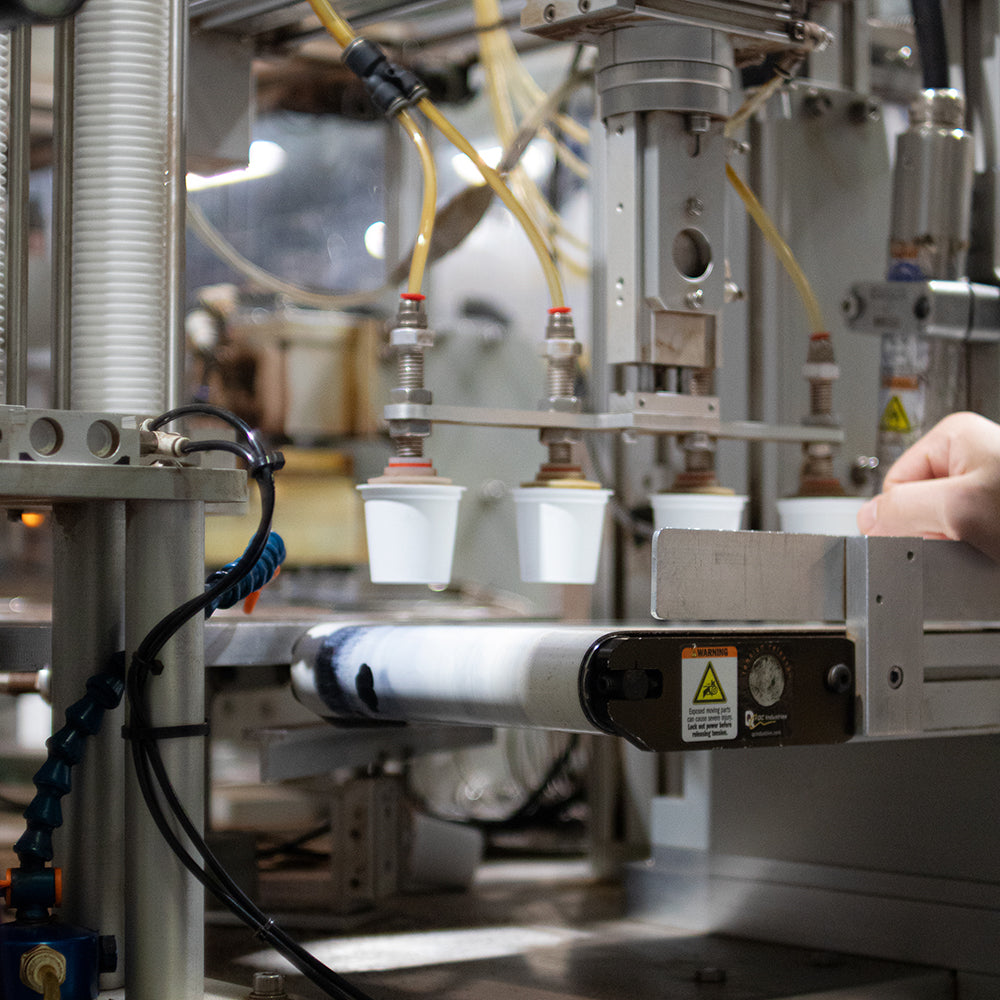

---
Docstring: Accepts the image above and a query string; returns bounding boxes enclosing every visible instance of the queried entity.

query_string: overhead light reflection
[187,140,287,191]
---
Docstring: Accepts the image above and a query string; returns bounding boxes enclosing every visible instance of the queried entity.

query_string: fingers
[856,477,961,541]
[882,412,1000,489]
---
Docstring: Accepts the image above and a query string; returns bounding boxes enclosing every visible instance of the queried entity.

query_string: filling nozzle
[513,308,612,584]
[358,294,464,585]
[798,331,846,497]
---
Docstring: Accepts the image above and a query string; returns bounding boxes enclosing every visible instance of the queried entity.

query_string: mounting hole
[888,666,904,689]
[906,550,915,561]
[87,420,120,459]
[29,418,63,457]
[672,228,712,280]
[875,594,884,604]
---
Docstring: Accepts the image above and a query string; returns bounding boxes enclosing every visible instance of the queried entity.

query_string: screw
[685,288,705,309]
[685,197,704,217]
[788,20,807,41]
[841,292,863,322]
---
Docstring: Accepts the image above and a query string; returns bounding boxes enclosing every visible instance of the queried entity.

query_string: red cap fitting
[809,330,830,340]
[400,293,426,301]
[548,306,572,315]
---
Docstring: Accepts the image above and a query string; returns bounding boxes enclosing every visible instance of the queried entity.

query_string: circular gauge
[748,653,785,707]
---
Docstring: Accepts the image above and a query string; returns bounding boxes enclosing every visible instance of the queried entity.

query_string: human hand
[856,411,1000,561]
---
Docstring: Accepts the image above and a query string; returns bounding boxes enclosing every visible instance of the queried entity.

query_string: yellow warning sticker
[682,646,738,742]
[694,663,727,703]
[880,395,912,434]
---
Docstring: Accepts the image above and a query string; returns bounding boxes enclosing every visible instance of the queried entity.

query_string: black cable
[125,415,377,1000]
[257,821,333,860]
[148,403,267,462]
[910,0,950,90]
[180,438,258,468]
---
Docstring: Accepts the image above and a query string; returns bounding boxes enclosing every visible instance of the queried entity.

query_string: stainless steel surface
[5,26,30,408]
[521,0,830,53]
[652,530,1000,736]
[846,279,1000,343]
[51,21,74,411]
[0,459,246,505]
[845,534,924,737]
[166,0,189,412]
[51,502,126,991]
[254,720,492,781]
[381,401,844,443]
[652,528,847,623]
[125,499,206,1000]
[890,89,973,282]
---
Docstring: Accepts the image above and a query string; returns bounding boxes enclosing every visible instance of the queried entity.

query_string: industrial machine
[0,0,997,997]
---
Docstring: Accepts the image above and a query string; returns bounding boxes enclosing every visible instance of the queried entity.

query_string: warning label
[880,395,913,434]
[682,646,738,743]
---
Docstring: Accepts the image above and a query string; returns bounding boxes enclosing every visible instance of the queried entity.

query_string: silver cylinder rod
[125,498,205,1000]
[291,623,609,733]
[51,501,126,991]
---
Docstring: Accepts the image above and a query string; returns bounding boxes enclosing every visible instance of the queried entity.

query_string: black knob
[826,663,853,694]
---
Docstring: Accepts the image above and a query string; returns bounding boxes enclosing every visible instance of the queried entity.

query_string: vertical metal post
[165,0,187,410]
[50,501,126,990]
[845,535,925,736]
[52,21,74,411]
[5,25,30,407]
[125,499,205,1000]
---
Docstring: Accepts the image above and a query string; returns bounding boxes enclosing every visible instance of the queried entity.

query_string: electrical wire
[725,162,825,334]
[127,406,375,1000]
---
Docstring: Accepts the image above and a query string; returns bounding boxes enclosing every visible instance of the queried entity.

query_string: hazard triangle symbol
[694,663,726,703]
[880,395,912,434]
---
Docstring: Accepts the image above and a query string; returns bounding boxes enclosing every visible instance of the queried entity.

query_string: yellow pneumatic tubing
[396,110,436,296]
[725,163,825,334]
[307,0,565,309]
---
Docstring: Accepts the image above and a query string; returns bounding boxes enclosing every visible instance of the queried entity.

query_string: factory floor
[205,859,952,1000]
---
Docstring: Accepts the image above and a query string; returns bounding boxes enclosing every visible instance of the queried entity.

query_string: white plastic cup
[651,493,748,531]
[776,496,866,536]
[512,487,612,584]
[358,483,465,584]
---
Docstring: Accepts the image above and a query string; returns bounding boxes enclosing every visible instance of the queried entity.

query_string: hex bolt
[250,971,289,999]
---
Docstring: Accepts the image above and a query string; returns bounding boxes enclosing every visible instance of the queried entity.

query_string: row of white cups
[358,483,867,587]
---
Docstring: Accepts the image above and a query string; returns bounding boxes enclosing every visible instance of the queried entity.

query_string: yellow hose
[308,0,564,306]
[417,97,564,308]
[307,0,354,46]
[725,163,824,333]
[307,0,437,296]
[396,110,437,296]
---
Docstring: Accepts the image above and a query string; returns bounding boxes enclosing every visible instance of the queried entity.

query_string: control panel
[580,632,855,751]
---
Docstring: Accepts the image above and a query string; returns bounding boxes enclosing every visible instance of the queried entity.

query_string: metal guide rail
[653,528,1000,739]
